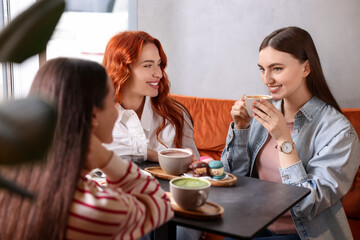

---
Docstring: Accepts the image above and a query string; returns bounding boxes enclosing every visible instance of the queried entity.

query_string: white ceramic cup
[158,148,193,176]
[245,95,273,117]
[170,177,211,211]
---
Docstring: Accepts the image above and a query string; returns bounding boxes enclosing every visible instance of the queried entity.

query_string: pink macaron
[199,156,214,164]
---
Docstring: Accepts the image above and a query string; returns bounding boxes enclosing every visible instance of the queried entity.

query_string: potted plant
[0,0,65,198]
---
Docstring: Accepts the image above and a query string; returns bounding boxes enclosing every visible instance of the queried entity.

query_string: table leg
[152,221,177,240]
[169,221,177,239]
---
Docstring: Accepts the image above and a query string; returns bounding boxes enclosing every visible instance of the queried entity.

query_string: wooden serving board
[166,192,224,220]
[145,167,237,187]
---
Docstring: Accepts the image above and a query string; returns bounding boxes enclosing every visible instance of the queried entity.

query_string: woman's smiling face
[258,46,310,101]
[122,43,163,98]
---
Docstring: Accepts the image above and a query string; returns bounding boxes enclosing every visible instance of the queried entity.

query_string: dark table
[140,162,310,239]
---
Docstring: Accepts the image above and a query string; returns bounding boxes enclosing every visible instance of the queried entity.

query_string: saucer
[166,192,224,220]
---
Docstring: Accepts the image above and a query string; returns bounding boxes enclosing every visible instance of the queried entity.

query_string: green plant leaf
[0,98,56,165]
[0,175,35,200]
[0,0,65,63]
[0,98,56,199]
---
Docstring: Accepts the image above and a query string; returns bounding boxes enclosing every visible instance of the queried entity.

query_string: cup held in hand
[244,95,273,117]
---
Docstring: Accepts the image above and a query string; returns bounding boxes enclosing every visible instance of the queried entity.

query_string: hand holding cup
[244,95,273,117]
[230,95,252,129]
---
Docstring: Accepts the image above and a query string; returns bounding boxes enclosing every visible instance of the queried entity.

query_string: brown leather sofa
[171,94,360,240]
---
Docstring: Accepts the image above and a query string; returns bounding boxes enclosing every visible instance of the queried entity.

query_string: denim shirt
[221,97,360,240]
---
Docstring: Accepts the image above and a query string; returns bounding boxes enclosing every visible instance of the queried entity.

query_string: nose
[153,66,163,79]
[262,70,274,85]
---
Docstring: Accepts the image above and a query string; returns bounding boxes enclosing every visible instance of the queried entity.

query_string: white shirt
[104,96,199,163]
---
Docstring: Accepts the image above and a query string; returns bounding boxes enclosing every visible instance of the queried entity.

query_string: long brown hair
[103,31,192,148]
[260,26,342,113]
[0,58,108,239]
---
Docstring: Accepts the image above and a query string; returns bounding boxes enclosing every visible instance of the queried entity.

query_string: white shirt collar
[116,96,153,132]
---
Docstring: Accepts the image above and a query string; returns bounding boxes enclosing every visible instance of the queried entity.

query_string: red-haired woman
[103,31,201,239]
[103,31,199,163]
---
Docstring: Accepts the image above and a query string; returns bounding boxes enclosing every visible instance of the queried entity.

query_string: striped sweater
[66,154,173,240]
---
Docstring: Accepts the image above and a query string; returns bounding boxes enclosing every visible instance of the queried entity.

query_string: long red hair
[103,31,192,147]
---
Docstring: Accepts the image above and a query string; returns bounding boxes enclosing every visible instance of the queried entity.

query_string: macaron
[199,156,214,164]
[208,160,226,179]
[191,161,208,177]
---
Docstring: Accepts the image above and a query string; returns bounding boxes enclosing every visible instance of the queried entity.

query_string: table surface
[141,162,310,239]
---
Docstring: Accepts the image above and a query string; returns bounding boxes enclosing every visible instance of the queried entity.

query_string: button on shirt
[104,96,199,163]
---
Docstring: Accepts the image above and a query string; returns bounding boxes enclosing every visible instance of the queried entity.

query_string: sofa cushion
[343,167,360,219]
[342,108,360,137]
[347,218,360,239]
[342,108,360,220]
[171,94,235,159]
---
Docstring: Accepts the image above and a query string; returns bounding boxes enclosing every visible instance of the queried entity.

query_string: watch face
[282,142,293,153]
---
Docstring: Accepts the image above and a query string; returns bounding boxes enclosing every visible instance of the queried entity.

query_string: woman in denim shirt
[221,27,360,240]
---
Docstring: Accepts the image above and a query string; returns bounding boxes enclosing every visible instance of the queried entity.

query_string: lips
[268,85,281,93]
[147,81,160,89]
[147,81,159,86]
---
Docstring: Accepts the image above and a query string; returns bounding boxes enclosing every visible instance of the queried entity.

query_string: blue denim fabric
[221,97,360,240]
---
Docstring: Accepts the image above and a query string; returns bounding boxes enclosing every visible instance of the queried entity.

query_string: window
[1,0,7,102]
[1,0,37,101]
[47,0,135,62]
[0,0,136,101]
[0,6,3,102]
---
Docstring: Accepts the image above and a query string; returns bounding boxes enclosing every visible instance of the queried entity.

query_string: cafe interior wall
[137,0,360,108]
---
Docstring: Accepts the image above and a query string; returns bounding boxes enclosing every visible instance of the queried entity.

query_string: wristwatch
[276,141,295,154]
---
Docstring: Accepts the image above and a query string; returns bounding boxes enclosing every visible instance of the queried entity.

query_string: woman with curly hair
[103,31,199,163]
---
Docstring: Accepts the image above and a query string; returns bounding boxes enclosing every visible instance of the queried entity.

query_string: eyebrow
[141,60,155,64]
[257,63,285,68]
[141,59,161,64]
